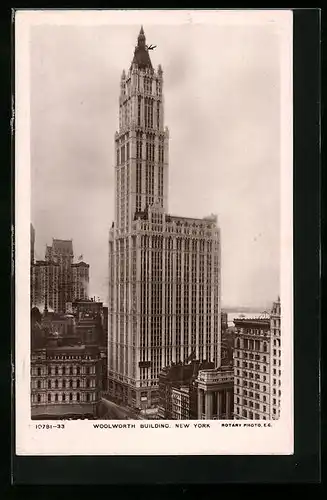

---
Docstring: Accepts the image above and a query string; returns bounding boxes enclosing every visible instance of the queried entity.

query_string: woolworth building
[108,27,222,410]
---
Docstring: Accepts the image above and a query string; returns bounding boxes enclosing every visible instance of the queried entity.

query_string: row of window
[235,338,269,351]
[34,366,95,376]
[32,378,95,389]
[234,407,266,419]
[33,392,95,403]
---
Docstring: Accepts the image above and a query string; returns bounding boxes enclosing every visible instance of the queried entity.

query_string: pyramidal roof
[131,26,153,71]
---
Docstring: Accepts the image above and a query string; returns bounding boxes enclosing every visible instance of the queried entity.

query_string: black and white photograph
[15,9,293,455]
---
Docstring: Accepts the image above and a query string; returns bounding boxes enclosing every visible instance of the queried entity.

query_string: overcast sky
[31,21,281,309]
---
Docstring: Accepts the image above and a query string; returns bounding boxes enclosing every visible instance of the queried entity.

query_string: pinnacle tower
[114,26,168,234]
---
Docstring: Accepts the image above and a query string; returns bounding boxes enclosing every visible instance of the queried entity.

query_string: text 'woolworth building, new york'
[108,27,222,410]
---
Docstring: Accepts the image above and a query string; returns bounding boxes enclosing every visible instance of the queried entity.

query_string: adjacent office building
[196,365,234,419]
[108,27,221,410]
[158,359,214,420]
[31,233,90,313]
[31,339,103,420]
[269,297,281,419]
[233,297,281,420]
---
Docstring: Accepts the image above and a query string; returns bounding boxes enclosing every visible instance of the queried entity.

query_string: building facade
[45,239,74,312]
[31,260,60,312]
[31,340,103,419]
[158,360,214,419]
[72,262,90,301]
[233,299,281,420]
[108,27,222,410]
[269,297,281,419]
[196,366,234,419]
[31,236,90,314]
[171,386,190,420]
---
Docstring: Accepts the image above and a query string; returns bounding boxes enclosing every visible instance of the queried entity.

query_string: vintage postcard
[15,9,293,455]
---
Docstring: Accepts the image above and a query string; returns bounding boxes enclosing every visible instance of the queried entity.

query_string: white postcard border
[15,9,293,456]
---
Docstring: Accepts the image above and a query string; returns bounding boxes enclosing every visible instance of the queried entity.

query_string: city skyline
[31,23,281,309]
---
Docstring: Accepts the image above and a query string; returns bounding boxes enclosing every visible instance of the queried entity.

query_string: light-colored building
[233,298,281,420]
[108,27,221,410]
[269,297,281,419]
[196,366,234,419]
[72,262,89,301]
[171,386,190,420]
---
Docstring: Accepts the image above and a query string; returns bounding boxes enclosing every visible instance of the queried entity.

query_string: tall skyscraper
[31,259,60,312]
[31,236,90,313]
[45,239,74,312]
[108,27,221,410]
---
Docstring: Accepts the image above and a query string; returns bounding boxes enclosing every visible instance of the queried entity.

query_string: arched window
[55,379,58,388]
[86,379,89,388]
[37,367,41,376]
[37,394,41,403]
[48,380,51,389]
[69,379,73,388]
[62,366,66,375]
[62,393,66,402]
[263,343,267,353]
[70,366,73,375]
[76,393,80,402]
[69,393,73,401]
[55,366,58,375]
[37,380,41,389]
[62,379,66,388]
[76,379,80,388]
[76,366,80,375]
[86,393,90,402]
[55,393,58,402]
[48,393,51,402]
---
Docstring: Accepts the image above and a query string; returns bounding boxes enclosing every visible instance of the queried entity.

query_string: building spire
[132,25,152,70]
[137,25,146,47]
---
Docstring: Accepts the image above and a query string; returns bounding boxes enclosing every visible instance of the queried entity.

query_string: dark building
[221,311,228,333]
[158,360,215,419]
[31,236,90,314]
[45,239,74,312]
[73,299,107,347]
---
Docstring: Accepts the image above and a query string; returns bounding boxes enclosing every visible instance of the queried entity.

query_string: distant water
[227,311,264,328]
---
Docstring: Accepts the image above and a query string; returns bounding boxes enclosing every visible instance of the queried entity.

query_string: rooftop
[72,261,89,267]
[33,260,59,266]
[131,26,153,71]
[233,317,270,326]
[52,239,74,254]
